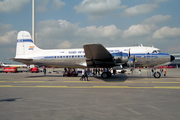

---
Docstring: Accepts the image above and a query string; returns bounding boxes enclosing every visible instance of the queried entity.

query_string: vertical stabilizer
[0,61,4,66]
[15,31,41,58]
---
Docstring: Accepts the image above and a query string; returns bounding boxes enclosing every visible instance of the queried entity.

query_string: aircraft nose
[170,55,175,62]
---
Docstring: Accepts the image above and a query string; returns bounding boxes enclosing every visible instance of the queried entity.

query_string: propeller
[128,48,136,69]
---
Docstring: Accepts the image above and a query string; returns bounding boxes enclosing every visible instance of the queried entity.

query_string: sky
[0,0,180,63]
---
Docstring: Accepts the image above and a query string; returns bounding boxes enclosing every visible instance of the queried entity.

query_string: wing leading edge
[83,44,115,68]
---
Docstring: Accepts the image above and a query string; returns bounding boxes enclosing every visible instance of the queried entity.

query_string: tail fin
[15,31,41,58]
[0,61,4,66]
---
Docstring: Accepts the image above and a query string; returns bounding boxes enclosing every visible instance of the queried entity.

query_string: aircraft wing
[83,44,115,68]
[154,62,172,68]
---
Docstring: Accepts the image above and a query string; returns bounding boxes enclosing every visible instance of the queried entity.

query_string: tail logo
[29,46,34,50]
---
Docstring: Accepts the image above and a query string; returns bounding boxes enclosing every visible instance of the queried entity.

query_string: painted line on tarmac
[0,81,45,83]
[0,85,180,89]
[27,78,43,79]
[2,80,180,84]
[0,78,14,80]
[1,81,180,84]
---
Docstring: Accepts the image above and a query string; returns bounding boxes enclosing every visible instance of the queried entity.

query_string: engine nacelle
[122,56,136,67]
[111,52,128,63]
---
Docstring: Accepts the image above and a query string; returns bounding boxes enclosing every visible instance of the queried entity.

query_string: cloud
[143,15,172,24]
[0,0,30,13]
[36,0,65,12]
[57,41,72,49]
[123,24,157,38]
[74,0,122,19]
[0,23,13,35]
[37,19,122,48]
[36,0,49,12]
[0,0,65,13]
[0,23,17,44]
[76,25,122,40]
[37,19,82,48]
[153,26,180,39]
[154,0,170,3]
[121,4,159,17]
[0,31,17,44]
[52,0,65,10]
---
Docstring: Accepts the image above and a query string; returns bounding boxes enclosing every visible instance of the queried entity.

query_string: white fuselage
[13,31,172,68]
[15,45,170,68]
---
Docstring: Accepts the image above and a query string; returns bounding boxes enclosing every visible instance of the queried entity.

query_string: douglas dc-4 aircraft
[10,31,175,78]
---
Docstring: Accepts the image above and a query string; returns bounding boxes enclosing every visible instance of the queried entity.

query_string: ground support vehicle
[30,67,39,73]
[3,67,17,73]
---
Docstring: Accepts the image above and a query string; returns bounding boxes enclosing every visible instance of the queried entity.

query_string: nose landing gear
[154,71,161,78]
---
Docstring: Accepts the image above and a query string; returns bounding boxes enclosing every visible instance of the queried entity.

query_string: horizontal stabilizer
[8,58,33,64]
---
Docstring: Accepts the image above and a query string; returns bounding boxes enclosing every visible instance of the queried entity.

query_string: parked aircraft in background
[10,31,175,78]
[0,61,27,68]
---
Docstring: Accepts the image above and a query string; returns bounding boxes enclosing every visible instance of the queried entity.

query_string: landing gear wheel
[154,72,161,78]
[101,72,108,79]
[107,72,112,77]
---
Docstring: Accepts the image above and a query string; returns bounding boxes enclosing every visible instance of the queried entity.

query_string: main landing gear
[101,72,112,79]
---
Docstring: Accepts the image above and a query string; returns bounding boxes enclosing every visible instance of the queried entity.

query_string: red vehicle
[63,71,78,77]
[30,67,39,73]
[3,67,17,73]
[157,65,175,69]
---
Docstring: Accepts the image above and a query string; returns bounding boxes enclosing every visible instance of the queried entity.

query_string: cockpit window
[157,50,161,53]
[153,50,161,53]
[153,50,157,53]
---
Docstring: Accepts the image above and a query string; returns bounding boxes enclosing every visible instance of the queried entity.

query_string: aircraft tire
[101,72,108,79]
[154,72,161,78]
[107,72,112,77]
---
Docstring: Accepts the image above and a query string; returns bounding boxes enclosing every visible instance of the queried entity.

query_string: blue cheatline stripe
[111,52,128,57]
[44,56,54,59]
[131,53,169,56]
[17,39,33,43]
[111,52,170,58]
[32,52,170,60]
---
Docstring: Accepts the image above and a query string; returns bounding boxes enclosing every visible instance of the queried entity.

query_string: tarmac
[0,68,180,120]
